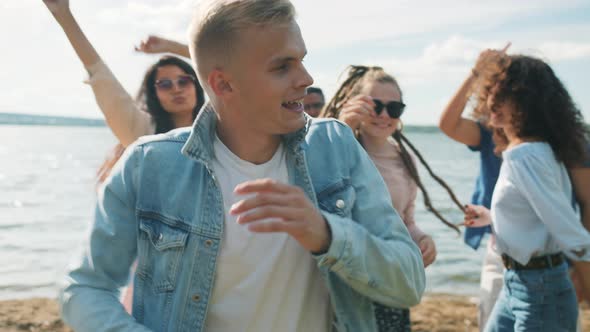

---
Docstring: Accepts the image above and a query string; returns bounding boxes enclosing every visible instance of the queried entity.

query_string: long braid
[394,131,463,234]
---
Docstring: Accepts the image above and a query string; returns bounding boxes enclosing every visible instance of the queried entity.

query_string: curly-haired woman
[464,54,590,332]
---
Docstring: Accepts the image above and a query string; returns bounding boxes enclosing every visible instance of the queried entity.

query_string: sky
[2,0,590,125]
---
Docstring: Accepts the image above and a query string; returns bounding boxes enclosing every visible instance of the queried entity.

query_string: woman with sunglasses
[321,66,464,331]
[42,0,205,150]
[42,0,205,312]
[463,54,590,332]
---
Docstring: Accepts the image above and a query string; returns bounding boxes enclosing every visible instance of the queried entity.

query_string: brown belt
[501,253,564,270]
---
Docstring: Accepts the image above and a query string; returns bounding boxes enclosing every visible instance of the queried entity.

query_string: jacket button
[192,294,201,301]
[335,199,345,209]
[205,239,213,247]
[158,233,163,241]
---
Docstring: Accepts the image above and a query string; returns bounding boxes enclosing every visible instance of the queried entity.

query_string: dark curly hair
[136,55,206,133]
[471,53,512,123]
[486,55,589,166]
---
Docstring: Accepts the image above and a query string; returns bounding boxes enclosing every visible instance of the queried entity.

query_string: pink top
[365,139,427,243]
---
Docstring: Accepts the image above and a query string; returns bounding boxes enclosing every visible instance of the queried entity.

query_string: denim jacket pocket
[137,216,189,293]
[317,178,356,218]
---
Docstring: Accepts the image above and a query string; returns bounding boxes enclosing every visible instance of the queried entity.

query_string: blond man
[60,1,425,331]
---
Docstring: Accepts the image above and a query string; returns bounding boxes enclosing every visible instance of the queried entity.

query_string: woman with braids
[321,65,463,331]
[463,55,590,332]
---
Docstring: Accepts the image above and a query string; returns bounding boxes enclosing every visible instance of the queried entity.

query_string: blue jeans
[484,262,577,332]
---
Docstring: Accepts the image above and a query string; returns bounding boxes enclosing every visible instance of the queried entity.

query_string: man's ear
[208,69,233,97]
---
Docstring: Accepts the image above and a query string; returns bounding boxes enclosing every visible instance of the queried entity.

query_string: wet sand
[0,294,588,331]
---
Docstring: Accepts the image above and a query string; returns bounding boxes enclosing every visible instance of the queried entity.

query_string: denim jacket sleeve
[314,128,426,308]
[59,145,152,332]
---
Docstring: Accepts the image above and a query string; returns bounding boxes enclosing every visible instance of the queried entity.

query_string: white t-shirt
[204,135,330,332]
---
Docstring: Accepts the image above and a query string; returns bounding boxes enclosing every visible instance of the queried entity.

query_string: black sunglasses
[373,99,405,118]
[154,75,196,91]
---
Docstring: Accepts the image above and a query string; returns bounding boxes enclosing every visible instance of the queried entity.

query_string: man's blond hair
[189,0,296,87]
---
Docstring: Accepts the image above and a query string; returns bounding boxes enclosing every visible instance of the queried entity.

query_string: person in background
[441,44,590,331]
[43,0,205,149]
[464,54,590,331]
[42,0,205,313]
[438,45,509,330]
[303,86,325,117]
[322,65,463,331]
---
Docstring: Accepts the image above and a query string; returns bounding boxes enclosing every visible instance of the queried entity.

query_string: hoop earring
[397,119,404,132]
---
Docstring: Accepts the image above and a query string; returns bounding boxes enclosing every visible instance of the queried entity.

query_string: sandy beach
[0,294,588,332]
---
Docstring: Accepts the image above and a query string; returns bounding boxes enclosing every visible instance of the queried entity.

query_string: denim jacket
[60,106,425,332]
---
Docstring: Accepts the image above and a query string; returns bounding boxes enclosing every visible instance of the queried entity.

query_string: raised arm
[135,35,191,58]
[438,44,511,147]
[437,71,482,147]
[43,0,154,146]
[43,0,99,68]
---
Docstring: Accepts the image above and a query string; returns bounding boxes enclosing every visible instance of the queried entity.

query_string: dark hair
[306,86,324,99]
[487,55,589,166]
[471,54,512,123]
[97,56,205,187]
[136,55,205,134]
[321,65,464,234]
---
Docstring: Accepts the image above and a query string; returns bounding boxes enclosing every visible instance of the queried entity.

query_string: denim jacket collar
[181,102,311,165]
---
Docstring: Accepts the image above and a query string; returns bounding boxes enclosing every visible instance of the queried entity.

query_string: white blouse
[491,142,590,265]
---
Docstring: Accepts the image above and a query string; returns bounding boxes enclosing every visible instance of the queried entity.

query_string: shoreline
[0,294,588,332]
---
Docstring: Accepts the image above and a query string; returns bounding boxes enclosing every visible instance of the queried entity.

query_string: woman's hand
[418,235,437,267]
[135,35,172,54]
[472,42,511,77]
[42,0,71,22]
[338,95,374,130]
[462,204,492,228]
[135,35,191,58]
[571,261,590,305]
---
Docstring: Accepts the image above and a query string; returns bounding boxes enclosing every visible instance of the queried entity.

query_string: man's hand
[230,179,331,254]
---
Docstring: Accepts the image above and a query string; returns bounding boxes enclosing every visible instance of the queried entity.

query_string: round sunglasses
[373,99,405,118]
[154,75,196,91]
